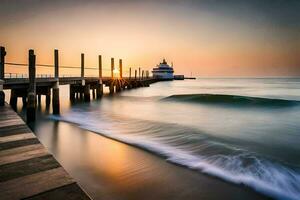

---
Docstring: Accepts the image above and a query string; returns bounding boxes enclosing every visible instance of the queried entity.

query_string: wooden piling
[0,46,5,80]
[22,96,27,107]
[9,89,17,110]
[46,93,51,106]
[84,85,90,102]
[142,70,144,80]
[109,83,114,94]
[116,80,121,92]
[99,55,102,79]
[119,59,122,79]
[92,89,96,99]
[0,79,4,106]
[81,53,84,79]
[129,67,132,80]
[27,49,36,123]
[111,58,114,79]
[37,95,41,105]
[0,46,6,106]
[96,83,103,99]
[69,85,75,101]
[139,67,141,80]
[54,49,59,78]
[52,49,60,114]
[96,55,103,98]
[135,69,137,80]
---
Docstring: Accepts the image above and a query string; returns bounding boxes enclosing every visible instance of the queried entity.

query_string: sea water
[50,78,300,200]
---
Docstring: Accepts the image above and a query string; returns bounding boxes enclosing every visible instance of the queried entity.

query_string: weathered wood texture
[0,104,92,200]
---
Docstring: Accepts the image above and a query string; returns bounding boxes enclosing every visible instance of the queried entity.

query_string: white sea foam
[49,114,300,200]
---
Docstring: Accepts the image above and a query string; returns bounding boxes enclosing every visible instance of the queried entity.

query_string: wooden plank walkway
[0,104,92,200]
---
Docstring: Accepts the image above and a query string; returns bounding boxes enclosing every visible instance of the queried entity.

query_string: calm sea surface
[10,78,300,200]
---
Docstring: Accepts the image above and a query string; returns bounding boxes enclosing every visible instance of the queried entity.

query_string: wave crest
[163,94,300,107]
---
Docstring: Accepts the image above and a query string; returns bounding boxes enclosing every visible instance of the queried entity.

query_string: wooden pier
[0,103,91,200]
[0,46,157,123]
[0,46,157,199]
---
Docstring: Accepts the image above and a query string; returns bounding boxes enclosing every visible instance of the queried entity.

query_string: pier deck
[0,104,91,200]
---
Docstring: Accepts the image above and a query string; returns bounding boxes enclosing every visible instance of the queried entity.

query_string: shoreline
[33,117,271,200]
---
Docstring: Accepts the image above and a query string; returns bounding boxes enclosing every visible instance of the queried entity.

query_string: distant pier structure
[0,46,156,123]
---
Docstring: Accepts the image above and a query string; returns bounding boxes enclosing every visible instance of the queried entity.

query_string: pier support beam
[96,82,103,98]
[111,58,114,79]
[27,49,36,123]
[46,93,50,107]
[52,85,60,113]
[69,85,75,101]
[119,59,122,79]
[97,55,103,99]
[52,49,60,114]
[81,53,84,79]
[116,81,121,92]
[37,95,41,105]
[84,84,90,102]
[22,96,27,107]
[0,46,6,106]
[9,89,17,110]
[0,80,4,106]
[92,89,95,99]
[109,83,114,94]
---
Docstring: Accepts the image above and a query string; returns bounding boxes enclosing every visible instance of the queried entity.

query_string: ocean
[12,78,300,200]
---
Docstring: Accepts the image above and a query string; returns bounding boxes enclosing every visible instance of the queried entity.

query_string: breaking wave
[163,94,300,107]
[50,113,300,200]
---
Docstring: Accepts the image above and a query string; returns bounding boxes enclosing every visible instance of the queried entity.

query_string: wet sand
[31,118,270,200]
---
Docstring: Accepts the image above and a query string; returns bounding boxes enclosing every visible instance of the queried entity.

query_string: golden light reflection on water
[37,120,153,191]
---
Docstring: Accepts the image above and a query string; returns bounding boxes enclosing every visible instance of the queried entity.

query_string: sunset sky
[0,0,299,77]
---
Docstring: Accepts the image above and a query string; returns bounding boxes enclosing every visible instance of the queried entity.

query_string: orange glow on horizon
[1,1,299,77]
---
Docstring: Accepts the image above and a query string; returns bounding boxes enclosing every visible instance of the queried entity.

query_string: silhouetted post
[111,58,114,79]
[116,80,121,92]
[69,85,75,101]
[119,59,122,79]
[81,53,85,86]
[129,67,132,80]
[84,84,90,102]
[54,49,59,78]
[22,96,27,107]
[52,49,60,114]
[142,70,144,80]
[96,55,103,98]
[9,89,17,109]
[37,95,41,105]
[0,46,6,106]
[139,67,141,80]
[92,89,96,99]
[109,82,114,94]
[46,93,51,107]
[80,52,90,101]
[110,57,115,93]
[0,46,4,80]
[135,69,137,80]
[99,55,102,79]
[27,49,36,123]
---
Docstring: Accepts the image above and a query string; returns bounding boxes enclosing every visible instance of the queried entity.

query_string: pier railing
[0,46,156,123]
